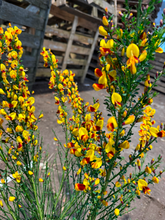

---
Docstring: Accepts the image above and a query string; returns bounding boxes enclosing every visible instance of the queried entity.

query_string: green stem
[32,177,43,220]
[0,191,17,220]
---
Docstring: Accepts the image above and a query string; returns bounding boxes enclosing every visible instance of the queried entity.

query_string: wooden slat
[59,4,102,25]
[81,28,99,83]
[44,40,67,51]
[78,17,98,31]
[0,1,45,30]
[26,0,50,10]
[43,39,91,55]
[45,26,94,44]
[50,4,74,22]
[88,0,115,15]
[50,4,98,31]
[19,32,40,49]
[22,55,36,68]
[67,58,87,65]
[62,16,78,70]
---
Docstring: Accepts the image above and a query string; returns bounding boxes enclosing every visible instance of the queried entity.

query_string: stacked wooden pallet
[0,0,51,89]
[36,0,116,83]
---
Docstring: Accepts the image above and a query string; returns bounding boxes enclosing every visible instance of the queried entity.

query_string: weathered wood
[50,4,98,31]
[26,0,50,10]
[50,4,74,22]
[67,58,87,65]
[59,4,102,25]
[19,32,40,49]
[22,55,36,68]
[43,39,91,55]
[43,40,67,52]
[62,16,78,70]
[45,26,94,44]
[88,0,115,15]
[81,28,99,83]
[0,1,45,30]
[78,17,98,31]
[25,5,40,13]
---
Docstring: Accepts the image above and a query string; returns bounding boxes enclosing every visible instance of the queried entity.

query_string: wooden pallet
[0,0,51,89]
[37,1,116,83]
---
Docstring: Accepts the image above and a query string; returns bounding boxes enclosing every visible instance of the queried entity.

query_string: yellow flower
[152,176,159,184]
[138,179,151,194]
[114,208,120,216]
[99,26,108,36]
[28,171,33,175]
[1,179,5,184]
[16,161,22,166]
[79,127,88,142]
[91,158,102,169]
[107,116,118,132]
[0,200,3,207]
[102,16,109,26]
[115,181,121,187]
[9,196,15,202]
[0,88,6,95]
[12,171,21,183]
[39,178,44,182]
[126,43,147,74]
[111,92,122,107]
[39,113,44,119]
[155,47,163,53]
[145,166,151,174]
[119,140,130,149]
[122,115,135,125]
[101,200,108,206]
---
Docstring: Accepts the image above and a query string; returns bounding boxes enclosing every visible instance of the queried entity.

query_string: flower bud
[119,11,123,17]
[128,13,133,20]
[160,19,163,27]
[145,166,152,174]
[151,158,154,164]
[156,71,159,78]
[163,8,165,15]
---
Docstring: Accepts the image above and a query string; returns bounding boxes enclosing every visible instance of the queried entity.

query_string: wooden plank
[62,16,78,70]
[69,0,93,8]
[44,39,67,51]
[0,1,45,30]
[22,55,36,68]
[50,4,98,31]
[26,0,50,10]
[78,17,98,31]
[43,39,91,55]
[45,26,94,44]
[19,32,40,49]
[88,0,115,15]
[81,28,99,83]
[50,4,74,22]
[67,58,87,65]
[60,4,102,25]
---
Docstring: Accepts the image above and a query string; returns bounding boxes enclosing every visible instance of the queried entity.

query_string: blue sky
[155,2,165,51]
